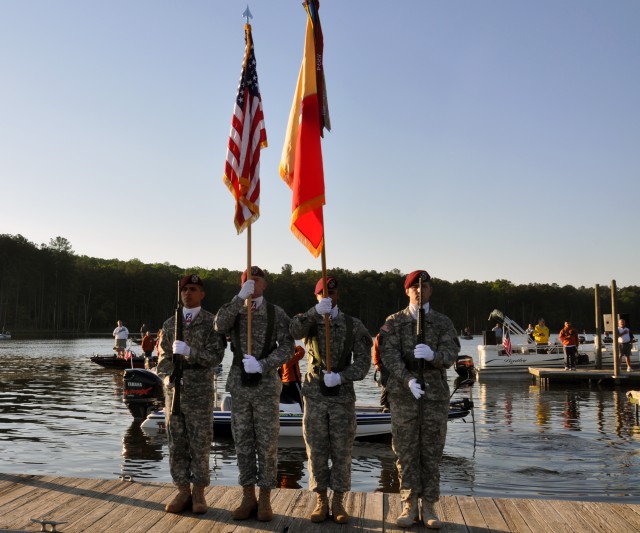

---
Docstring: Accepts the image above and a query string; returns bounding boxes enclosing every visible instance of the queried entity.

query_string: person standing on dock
[156,274,226,515]
[112,320,129,356]
[618,318,633,372]
[214,266,294,522]
[289,276,372,524]
[558,321,580,370]
[379,270,460,529]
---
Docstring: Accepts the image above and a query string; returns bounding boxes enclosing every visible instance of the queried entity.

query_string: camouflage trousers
[303,396,356,493]
[165,387,214,486]
[231,389,280,488]
[389,394,449,502]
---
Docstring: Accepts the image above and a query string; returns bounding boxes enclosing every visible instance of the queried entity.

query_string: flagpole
[247,224,253,355]
[320,228,331,372]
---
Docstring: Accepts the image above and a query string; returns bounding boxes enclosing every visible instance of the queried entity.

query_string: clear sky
[1,1,638,287]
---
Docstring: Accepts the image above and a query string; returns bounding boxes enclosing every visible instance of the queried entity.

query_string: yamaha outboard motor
[123,368,164,419]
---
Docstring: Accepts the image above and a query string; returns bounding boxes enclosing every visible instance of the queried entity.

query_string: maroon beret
[241,266,265,284]
[314,277,338,295]
[179,273,204,290]
[404,270,431,289]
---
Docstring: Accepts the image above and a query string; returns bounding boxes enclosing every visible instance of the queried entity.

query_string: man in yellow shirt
[533,318,550,353]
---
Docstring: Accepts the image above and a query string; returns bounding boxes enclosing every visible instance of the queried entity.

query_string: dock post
[594,284,602,369]
[611,280,619,377]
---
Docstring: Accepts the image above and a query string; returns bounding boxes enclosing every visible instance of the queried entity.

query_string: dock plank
[609,503,640,530]
[475,496,512,531]
[455,495,489,530]
[358,490,384,532]
[4,477,108,531]
[1,475,640,532]
[547,500,598,532]
[438,496,468,532]
[492,497,534,533]
[582,501,640,531]
[504,499,557,532]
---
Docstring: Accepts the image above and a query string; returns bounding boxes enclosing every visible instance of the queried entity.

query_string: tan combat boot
[422,500,442,529]
[232,485,257,520]
[309,489,329,523]
[191,485,208,514]
[331,491,349,524]
[165,484,191,513]
[396,495,419,527]
[257,488,273,521]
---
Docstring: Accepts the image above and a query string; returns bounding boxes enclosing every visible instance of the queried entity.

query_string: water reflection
[563,391,581,431]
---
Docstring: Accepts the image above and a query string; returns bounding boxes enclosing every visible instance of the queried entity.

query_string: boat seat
[221,395,232,412]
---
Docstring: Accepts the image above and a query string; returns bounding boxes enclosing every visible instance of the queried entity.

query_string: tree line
[1,233,639,338]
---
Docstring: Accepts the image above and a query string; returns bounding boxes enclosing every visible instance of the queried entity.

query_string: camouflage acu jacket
[290,306,372,403]
[214,296,294,395]
[156,308,226,383]
[379,306,459,401]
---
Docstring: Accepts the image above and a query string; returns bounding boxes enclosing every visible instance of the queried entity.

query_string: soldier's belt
[182,362,205,370]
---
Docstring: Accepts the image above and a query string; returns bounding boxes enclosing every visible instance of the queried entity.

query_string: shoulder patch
[380,323,391,333]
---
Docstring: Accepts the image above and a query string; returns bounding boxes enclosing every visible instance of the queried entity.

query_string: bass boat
[124,369,474,439]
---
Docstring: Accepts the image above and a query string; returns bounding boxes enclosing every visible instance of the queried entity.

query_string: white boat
[476,310,635,376]
[140,397,473,438]
[140,400,393,438]
[127,369,473,438]
[0,332,11,340]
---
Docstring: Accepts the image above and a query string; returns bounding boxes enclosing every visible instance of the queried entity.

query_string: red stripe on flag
[223,24,267,234]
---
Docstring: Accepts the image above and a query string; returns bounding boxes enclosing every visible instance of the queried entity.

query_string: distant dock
[1,473,639,532]
[529,367,640,388]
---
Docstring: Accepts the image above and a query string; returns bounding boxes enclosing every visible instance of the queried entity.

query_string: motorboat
[454,355,476,377]
[476,310,634,376]
[124,369,474,438]
[91,350,156,369]
[0,332,11,340]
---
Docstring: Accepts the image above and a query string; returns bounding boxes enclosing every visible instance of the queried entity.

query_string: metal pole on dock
[595,284,602,369]
[611,280,619,377]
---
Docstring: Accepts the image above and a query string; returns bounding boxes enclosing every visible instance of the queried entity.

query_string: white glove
[322,370,342,387]
[315,297,333,316]
[238,280,255,300]
[243,354,263,374]
[414,343,434,361]
[172,340,191,356]
[408,378,424,400]
[163,376,174,389]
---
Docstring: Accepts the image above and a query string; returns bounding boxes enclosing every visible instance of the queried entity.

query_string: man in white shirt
[112,320,129,356]
[618,318,633,372]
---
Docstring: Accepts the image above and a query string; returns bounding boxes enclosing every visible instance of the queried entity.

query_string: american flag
[223,23,267,234]
[503,328,512,356]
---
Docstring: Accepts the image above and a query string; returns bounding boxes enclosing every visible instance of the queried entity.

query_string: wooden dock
[529,367,640,387]
[1,473,639,532]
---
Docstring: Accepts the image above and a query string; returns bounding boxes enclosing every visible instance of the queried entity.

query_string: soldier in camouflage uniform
[379,270,460,529]
[214,266,294,522]
[289,277,372,524]
[156,274,226,514]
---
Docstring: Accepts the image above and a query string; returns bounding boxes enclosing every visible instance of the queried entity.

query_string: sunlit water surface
[1,338,639,502]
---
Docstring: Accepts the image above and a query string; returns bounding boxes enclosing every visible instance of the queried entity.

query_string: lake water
[1,337,639,502]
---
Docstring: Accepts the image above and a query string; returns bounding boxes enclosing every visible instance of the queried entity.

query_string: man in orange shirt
[372,334,389,411]
[558,321,580,370]
[280,345,305,408]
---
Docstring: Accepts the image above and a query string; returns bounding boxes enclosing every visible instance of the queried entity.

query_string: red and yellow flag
[280,0,330,258]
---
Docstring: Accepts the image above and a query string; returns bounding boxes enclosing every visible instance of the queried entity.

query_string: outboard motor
[123,368,164,419]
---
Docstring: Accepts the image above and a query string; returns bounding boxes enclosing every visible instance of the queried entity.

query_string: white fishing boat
[476,310,634,376]
[0,332,11,340]
[125,368,473,438]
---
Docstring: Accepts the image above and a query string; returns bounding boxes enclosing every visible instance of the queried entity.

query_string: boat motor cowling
[123,368,164,419]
